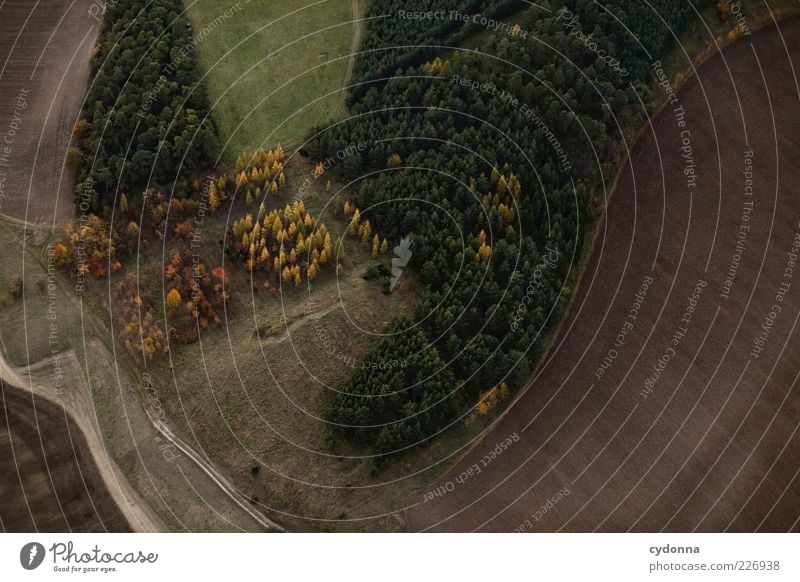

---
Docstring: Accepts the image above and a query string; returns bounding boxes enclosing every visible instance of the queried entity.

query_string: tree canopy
[311,0,703,462]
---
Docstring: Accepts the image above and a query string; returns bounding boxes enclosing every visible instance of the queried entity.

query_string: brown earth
[0,383,130,532]
[0,0,99,226]
[405,16,800,532]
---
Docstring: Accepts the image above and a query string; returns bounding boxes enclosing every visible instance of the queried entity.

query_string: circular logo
[19,542,45,570]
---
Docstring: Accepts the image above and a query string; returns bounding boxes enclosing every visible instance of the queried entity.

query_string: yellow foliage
[166,288,182,310]
[476,242,492,263]
[372,234,380,258]
[51,243,69,266]
[349,209,361,235]
[465,382,510,426]
[422,56,451,76]
[361,220,371,244]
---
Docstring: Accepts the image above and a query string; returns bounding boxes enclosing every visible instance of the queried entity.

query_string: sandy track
[144,408,285,532]
[0,381,130,531]
[0,0,99,226]
[0,347,165,532]
[405,17,800,532]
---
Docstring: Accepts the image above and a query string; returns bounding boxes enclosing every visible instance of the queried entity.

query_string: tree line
[313,0,704,462]
[73,0,219,212]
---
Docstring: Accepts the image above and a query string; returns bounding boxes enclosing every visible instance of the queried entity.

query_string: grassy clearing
[152,3,800,531]
[0,218,274,532]
[0,224,70,366]
[142,155,443,530]
[185,0,358,161]
[0,142,511,532]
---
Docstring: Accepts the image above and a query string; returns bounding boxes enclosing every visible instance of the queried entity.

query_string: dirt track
[0,348,164,532]
[0,382,130,532]
[405,17,800,532]
[0,0,99,226]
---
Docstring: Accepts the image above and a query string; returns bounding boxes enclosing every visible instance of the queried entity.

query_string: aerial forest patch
[74,0,219,212]
[307,0,705,461]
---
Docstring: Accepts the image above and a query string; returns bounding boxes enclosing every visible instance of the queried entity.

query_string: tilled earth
[0,0,99,225]
[0,383,129,532]
[405,17,800,532]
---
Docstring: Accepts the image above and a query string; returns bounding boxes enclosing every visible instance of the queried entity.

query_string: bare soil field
[0,0,99,225]
[0,382,130,532]
[405,16,800,532]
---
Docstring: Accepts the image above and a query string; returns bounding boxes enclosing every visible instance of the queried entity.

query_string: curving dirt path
[0,381,130,532]
[0,347,164,532]
[255,300,343,346]
[144,407,285,532]
[405,17,800,532]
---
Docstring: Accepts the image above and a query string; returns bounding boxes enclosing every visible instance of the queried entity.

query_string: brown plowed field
[0,0,99,225]
[0,383,130,532]
[405,17,800,532]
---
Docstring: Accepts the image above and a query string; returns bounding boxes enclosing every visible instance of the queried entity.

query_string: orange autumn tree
[116,273,168,363]
[166,288,182,311]
[59,214,120,279]
[465,383,509,427]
